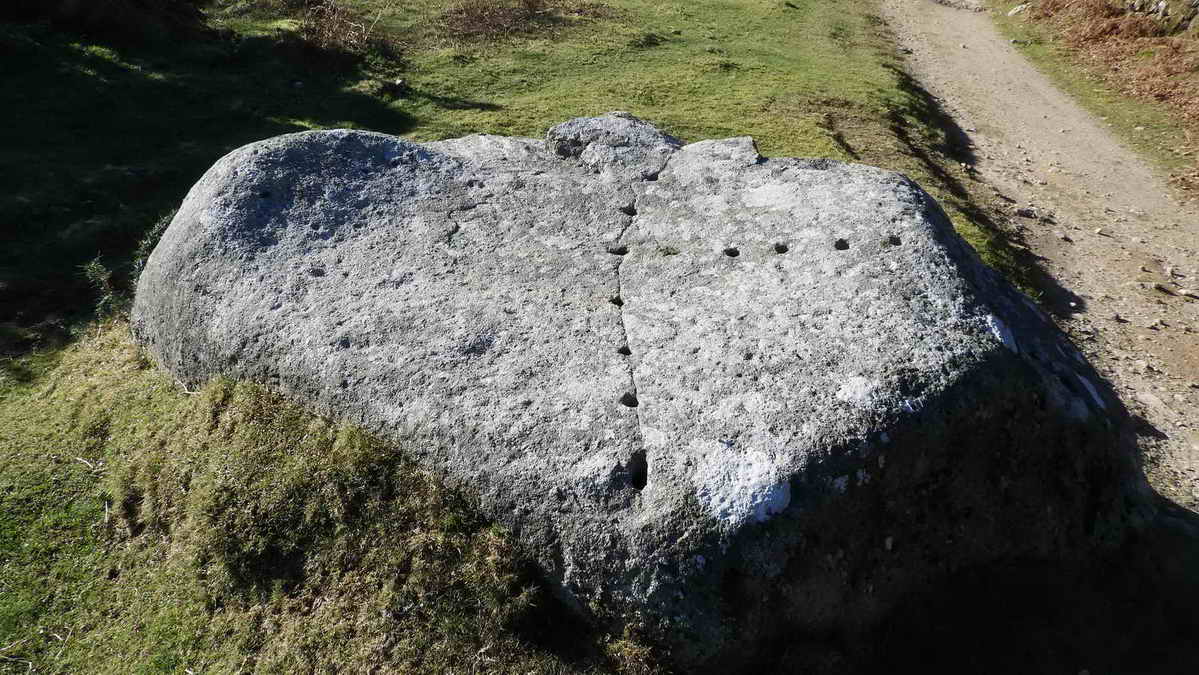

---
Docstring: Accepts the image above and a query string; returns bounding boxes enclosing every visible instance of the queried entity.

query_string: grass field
[1,1,1032,671]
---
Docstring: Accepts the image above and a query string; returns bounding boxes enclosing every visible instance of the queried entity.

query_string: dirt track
[880,0,1199,511]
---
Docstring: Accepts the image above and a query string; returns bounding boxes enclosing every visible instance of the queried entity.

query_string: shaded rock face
[133,113,1143,670]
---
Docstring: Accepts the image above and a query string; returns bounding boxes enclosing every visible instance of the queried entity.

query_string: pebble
[1094,227,1108,236]
[1055,231,1072,242]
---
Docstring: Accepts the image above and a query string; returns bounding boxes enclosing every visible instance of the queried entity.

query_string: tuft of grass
[80,256,128,319]
[296,0,405,58]
[433,0,612,43]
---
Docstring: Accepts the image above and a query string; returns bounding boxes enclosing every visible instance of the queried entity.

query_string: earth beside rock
[132,113,1149,671]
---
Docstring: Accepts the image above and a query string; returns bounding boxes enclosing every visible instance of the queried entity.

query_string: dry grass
[299,0,388,54]
[1023,0,1199,189]
[436,0,614,42]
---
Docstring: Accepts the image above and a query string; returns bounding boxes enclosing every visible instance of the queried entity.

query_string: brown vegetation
[298,0,387,54]
[1023,0,1199,189]
[436,0,613,41]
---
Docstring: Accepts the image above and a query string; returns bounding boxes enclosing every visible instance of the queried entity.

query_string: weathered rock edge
[132,113,1146,671]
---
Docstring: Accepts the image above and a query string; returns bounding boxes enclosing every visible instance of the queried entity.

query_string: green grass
[1,325,634,673]
[1,0,1037,670]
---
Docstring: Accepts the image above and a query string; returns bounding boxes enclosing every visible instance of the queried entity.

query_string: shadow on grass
[867,466,1199,674]
[867,61,1199,675]
[0,22,415,332]
[883,62,1088,318]
[406,86,505,111]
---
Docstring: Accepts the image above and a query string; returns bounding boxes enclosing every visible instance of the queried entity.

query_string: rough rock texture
[1122,0,1199,33]
[132,113,1145,671]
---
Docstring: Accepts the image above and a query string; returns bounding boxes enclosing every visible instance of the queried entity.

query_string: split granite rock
[132,113,1147,670]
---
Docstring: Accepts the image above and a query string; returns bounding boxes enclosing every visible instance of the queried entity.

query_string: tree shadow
[0,22,416,333]
[405,86,504,112]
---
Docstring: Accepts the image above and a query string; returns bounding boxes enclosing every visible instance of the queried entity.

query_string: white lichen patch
[692,442,792,527]
[1075,373,1107,411]
[986,314,1019,353]
[836,376,877,405]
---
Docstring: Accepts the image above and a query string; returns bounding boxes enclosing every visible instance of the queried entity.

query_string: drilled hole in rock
[887,234,902,246]
[774,242,789,254]
[834,238,850,251]
[723,247,740,258]
[617,345,632,356]
[620,204,637,216]
[628,450,648,491]
[609,244,629,255]
[619,392,639,408]
[610,295,624,307]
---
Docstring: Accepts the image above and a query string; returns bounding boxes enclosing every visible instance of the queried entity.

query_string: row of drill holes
[612,239,866,259]
[723,240,843,257]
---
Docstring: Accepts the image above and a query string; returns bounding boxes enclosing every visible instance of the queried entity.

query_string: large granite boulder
[132,113,1144,670]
